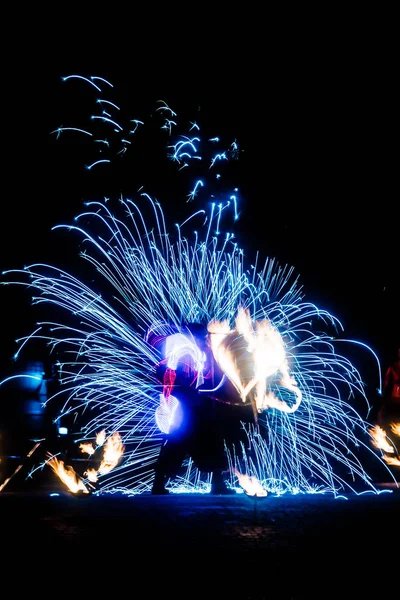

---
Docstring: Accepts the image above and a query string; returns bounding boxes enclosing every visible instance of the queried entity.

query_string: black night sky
[0,37,398,387]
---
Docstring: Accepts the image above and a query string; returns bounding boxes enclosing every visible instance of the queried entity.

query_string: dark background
[0,35,398,390]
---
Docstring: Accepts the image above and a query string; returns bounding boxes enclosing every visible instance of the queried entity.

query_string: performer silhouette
[150,323,253,494]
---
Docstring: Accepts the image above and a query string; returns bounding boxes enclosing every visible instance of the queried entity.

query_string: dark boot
[151,471,170,495]
[210,471,235,495]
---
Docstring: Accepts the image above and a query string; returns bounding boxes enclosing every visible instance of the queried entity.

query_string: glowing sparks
[3,193,396,496]
[1,75,398,498]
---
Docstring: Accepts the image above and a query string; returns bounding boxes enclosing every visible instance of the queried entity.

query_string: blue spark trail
[96,99,120,110]
[50,127,93,139]
[2,193,397,496]
[85,159,111,170]
[1,74,397,498]
[62,75,102,91]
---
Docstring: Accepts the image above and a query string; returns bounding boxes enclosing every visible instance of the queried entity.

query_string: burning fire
[97,432,125,475]
[96,429,106,446]
[85,468,99,483]
[390,422,400,437]
[47,431,124,494]
[46,454,89,494]
[383,455,400,466]
[208,307,302,417]
[233,468,267,497]
[369,424,400,469]
[369,425,395,454]
[369,425,394,454]
[79,442,95,455]
[79,429,108,456]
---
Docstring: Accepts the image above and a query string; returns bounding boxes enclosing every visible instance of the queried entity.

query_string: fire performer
[150,322,253,494]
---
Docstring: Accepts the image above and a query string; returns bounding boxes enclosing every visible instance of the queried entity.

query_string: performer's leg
[152,435,189,494]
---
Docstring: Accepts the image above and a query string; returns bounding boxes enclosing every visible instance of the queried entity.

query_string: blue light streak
[187,180,204,202]
[2,193,397,496]
[91,115,123,131]
[129,119,144,134]
[96,98,120,110]
[85,159,111,170]
[156,100,177,117]
[2,74,397,498]
[50,127,93,139]
[62,75,102,91]
[91,76,113,88]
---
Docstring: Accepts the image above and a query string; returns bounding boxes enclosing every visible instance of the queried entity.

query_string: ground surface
[1,482,398,599]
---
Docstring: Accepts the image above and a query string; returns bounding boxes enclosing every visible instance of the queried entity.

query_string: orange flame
[85,468,99,482]
[390,423,400,437]
[383,455,400,466]
[369,425,394,453]
[208,307,302,415]
[79,442,95,455]
[79,429,107,455]
[233,468,267,497]
[96,429,106,446]
[97,432,125,475]
[46,454,89,494]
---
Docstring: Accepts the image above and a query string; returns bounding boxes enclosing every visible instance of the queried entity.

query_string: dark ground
[1,390,399,598]
[1,478,399,599]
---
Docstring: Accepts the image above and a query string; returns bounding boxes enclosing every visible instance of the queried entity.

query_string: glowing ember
[97,432,125,475]
[46,454,89,494]
[369,426,394,454]
[233,468,267,497]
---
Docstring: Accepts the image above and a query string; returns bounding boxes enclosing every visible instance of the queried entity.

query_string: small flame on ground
[233,468,267,497]
[48,432,124,493]
[46,454,89,494]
